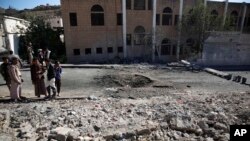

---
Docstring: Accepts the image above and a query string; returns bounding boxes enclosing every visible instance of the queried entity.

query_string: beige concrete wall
[61,0,250,63]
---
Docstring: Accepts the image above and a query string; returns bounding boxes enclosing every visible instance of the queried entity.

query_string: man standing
[31,58,47,98]
[45,59,56,98]
[0,57,11,90]
[8,57,22,101]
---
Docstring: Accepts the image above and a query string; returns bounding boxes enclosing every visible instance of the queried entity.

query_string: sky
[0,0,60,10]
[0,0,250,10]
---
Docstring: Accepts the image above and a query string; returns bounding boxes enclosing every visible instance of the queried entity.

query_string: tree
[180,1,232,55]
[19,17,66,62]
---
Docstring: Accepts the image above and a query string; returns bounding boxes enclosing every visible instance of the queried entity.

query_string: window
[156,14,160,25]
[174,15,179,25]
[126,0,131,10]
[134,26,145,45]
[107,47,113,53]
[161,38,171,55]
[148,0,152,10]
[96,47,103,54]
[69,13,77,26]
[134,0,145,10]
[162,7,172,25]
[247,16,250,26]
[118,46,123,53]
[91,5,104,26]
[117,13,123,25]
[85,48,91,55]
[73,49,80,55]
[172,45,176,55]
[211,10,219,17]
[127,34,132,45]
[230,10,238,26]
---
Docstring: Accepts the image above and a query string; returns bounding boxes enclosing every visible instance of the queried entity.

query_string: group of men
[0,48,61,102]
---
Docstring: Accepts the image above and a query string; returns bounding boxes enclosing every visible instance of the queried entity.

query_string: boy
[45,59,56,98]
[54,61,62,96]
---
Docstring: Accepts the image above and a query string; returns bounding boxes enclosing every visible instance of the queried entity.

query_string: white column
[222,0,229,28]
[152,0,157,62]
[176,0,183,61]
[240,3,247,33]
[122,0,127,58]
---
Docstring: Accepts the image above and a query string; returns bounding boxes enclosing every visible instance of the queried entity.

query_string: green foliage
[19,17,66,62]
[181,1,232,54]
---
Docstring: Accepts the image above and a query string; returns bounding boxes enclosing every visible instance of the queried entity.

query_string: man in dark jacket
[0,57,11,90]
[45,59,56,98]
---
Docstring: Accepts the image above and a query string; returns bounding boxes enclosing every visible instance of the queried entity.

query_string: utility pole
[152,0,157,62]
[176,0,183,61]
[122,0,127,59]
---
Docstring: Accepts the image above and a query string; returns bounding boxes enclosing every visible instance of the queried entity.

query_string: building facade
[2,16,29,55]
[61,0,250,63]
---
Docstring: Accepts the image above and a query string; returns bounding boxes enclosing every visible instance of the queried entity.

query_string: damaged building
[61,0,250,63]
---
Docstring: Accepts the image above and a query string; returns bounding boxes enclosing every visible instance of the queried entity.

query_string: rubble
[0,90,248,140]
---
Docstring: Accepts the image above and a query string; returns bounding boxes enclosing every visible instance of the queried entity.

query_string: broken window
[211,10,219,17]
[126,0,131,10]
[148,0,152,10]
[162,7,172,25]
[85,48,91,55]
[91,5,104,26]
[127,34,132,45]
[96,47,103,54]
[134,0,145,10]
[156,14,160,25]
[134,26,145,45]
[230,10,238,26]
[69,13,77,26]
[118,46,123,53]
[107,47,113,53]
[73,49,80,56]
[161,38,171,55]
[117,13,123,25]
[174,15,179,26]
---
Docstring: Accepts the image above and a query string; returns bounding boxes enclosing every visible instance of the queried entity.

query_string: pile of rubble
[0,91,249,141]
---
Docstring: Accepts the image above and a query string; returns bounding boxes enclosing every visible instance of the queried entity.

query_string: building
[45,16,63,29]
[2,16,29,55]
[61,0,250,63]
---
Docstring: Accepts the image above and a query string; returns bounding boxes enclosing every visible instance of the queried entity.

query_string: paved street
[0,67,249,99]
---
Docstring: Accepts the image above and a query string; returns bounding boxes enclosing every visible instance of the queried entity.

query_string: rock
[214,122,228,131]
[137,128,151,135]
[36,126,48,133]
[87,95,98,100]
[205,137,214,141]
[0,133,12,141]
[105,88,119,93]
[67,130,80,141]
[114,132,123,140]
[50,127,73,141]
[93,125,101,132]
[207,112,218,120]
[198,120,209,130]
[79,136,93,141]
[168,115,198,133]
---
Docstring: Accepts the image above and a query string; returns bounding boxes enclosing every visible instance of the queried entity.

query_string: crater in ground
[94,74,153,88]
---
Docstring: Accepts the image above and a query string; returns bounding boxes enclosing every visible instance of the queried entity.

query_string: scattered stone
[87,95,98,100]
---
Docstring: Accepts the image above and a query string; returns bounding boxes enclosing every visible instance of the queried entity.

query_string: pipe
[176,0,183,61]
[152,0,157,62]
[222,0,229,28]
[240,3,247,33]
[122,0,127,58]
